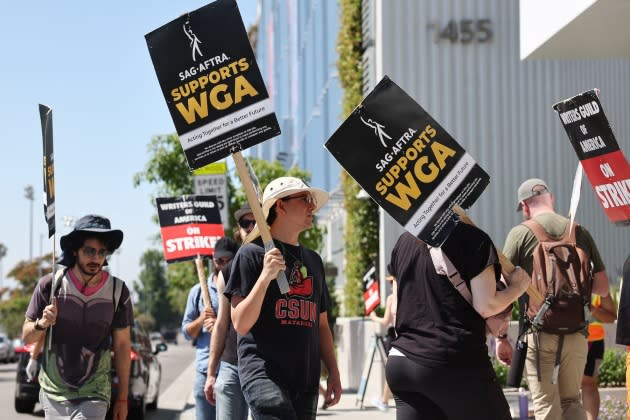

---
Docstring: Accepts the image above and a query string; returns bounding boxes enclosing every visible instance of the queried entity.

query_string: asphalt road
[0,335,195,420]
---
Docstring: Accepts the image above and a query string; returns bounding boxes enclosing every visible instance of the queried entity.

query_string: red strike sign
[160,224,225,262]
[580,151,630,224]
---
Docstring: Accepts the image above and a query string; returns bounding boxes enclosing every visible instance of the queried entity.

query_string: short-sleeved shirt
[181,279,220,374]
[224,238,329,392]
[25,269,133,402]
[502,212,605,276]
[389,223,499,368]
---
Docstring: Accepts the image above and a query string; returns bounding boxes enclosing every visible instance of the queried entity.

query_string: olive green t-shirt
[503,212,605,275]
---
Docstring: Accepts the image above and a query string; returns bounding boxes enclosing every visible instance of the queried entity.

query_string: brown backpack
[523,219,592,335]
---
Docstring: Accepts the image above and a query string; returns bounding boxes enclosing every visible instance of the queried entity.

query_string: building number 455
[427,19,493,44]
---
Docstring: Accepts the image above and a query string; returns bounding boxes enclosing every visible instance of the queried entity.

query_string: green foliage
[492,358,509,386]
[337,0,363,118]
[135,249,180,329]
[0,294,31,338]
[133,134,194,197]
[134,312,156,333]
[324,261,340,336]
[338,0,379,316]
[165,261,198,316]
[599,348,626,387]
[0,254,54,337]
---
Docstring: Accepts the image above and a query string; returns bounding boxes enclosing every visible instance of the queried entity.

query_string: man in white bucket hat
[224,176,341,419]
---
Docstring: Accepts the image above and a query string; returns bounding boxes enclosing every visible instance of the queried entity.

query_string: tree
[0,254,53,337]
[0,242,6,289]
[133,137,326,315]
[135,249,180,329]
[338,0,379,316]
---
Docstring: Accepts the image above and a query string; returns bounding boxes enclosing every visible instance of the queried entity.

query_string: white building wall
[367,0,630,280]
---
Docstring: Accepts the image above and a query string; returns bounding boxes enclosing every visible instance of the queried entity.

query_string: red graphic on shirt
[287,263,313,297]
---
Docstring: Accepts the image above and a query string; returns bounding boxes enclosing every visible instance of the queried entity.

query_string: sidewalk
[170,360,627,419]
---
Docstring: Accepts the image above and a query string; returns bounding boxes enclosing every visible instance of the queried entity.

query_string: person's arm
[205,272,230,405]
[591,271,611,297]
[592,293,617,323]
[112,326,131,420]
[23,296,57,345]
[369,295,393,326]
[470,265,529,318]
[182,288,215,340]
[231,247,285,335]
[319,311,341,408]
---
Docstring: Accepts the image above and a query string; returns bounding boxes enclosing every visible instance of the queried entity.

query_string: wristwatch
[34,318,47,331]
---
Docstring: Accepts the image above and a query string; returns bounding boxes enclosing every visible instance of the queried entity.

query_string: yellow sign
[193,161,227,176]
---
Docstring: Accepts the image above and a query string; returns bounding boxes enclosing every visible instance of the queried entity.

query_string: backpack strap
[521,219,555,242]
[428,245,473,305]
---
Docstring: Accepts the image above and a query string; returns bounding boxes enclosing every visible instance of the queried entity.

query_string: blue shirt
[181,277,219,374]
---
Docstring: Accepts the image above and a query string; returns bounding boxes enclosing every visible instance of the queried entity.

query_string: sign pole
[195,255,211,308]
[232,151,290,294]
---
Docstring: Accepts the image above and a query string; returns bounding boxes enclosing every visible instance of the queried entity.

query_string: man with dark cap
[22,215,133,420]
[182,236,239,420]
[233,204,256,244]
[503,178,611,420]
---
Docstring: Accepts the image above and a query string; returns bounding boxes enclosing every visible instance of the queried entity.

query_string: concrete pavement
[166,359,626,419]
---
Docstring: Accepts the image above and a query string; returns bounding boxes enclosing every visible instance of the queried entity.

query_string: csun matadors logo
[183,19,203,62]
[361,116,392,147]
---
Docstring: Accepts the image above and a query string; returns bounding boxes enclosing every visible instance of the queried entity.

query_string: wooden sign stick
[195,255,212,308]
[452,205,543,305]
[232,151,290,294]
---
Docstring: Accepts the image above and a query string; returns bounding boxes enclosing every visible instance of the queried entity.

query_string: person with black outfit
[385,223,529,419]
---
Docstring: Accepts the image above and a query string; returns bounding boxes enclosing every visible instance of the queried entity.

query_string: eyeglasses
[238,218,256,229]
[80,246,110,258]
[213,257,231,265]
[281,193,316,207]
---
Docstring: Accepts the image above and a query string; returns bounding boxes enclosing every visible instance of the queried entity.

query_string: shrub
[599,348,626,388]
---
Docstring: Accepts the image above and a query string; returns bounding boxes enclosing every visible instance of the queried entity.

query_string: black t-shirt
[390,223,500,368]
[224,238,330,391]
[220,262,238,366]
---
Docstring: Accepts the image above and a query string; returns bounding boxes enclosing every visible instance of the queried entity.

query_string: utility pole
[24,185,34,261]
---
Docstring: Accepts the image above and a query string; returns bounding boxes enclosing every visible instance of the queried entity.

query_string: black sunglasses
[238,218,256,229]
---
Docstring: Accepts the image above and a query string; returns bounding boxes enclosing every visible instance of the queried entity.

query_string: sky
[0,1,257,291]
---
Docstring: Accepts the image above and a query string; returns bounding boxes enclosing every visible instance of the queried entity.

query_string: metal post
[24,185,34,261]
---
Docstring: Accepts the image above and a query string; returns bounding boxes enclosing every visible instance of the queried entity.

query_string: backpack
[522,219,592,335]
[429,246,512,337]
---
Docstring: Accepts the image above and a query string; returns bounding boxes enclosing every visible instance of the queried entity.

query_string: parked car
[14,326,167,419]
[0,333,17,363]
[13,341,39,413]
[111,325,167,419]
[0,333,16,363]
[162,329,178,345]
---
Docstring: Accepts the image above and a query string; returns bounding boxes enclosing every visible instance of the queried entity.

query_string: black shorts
[584,340,605,377]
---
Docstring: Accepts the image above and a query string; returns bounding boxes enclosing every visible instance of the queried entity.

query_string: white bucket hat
[245,177,329,242]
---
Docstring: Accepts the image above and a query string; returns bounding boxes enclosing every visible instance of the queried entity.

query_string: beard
[76,260,102,277]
